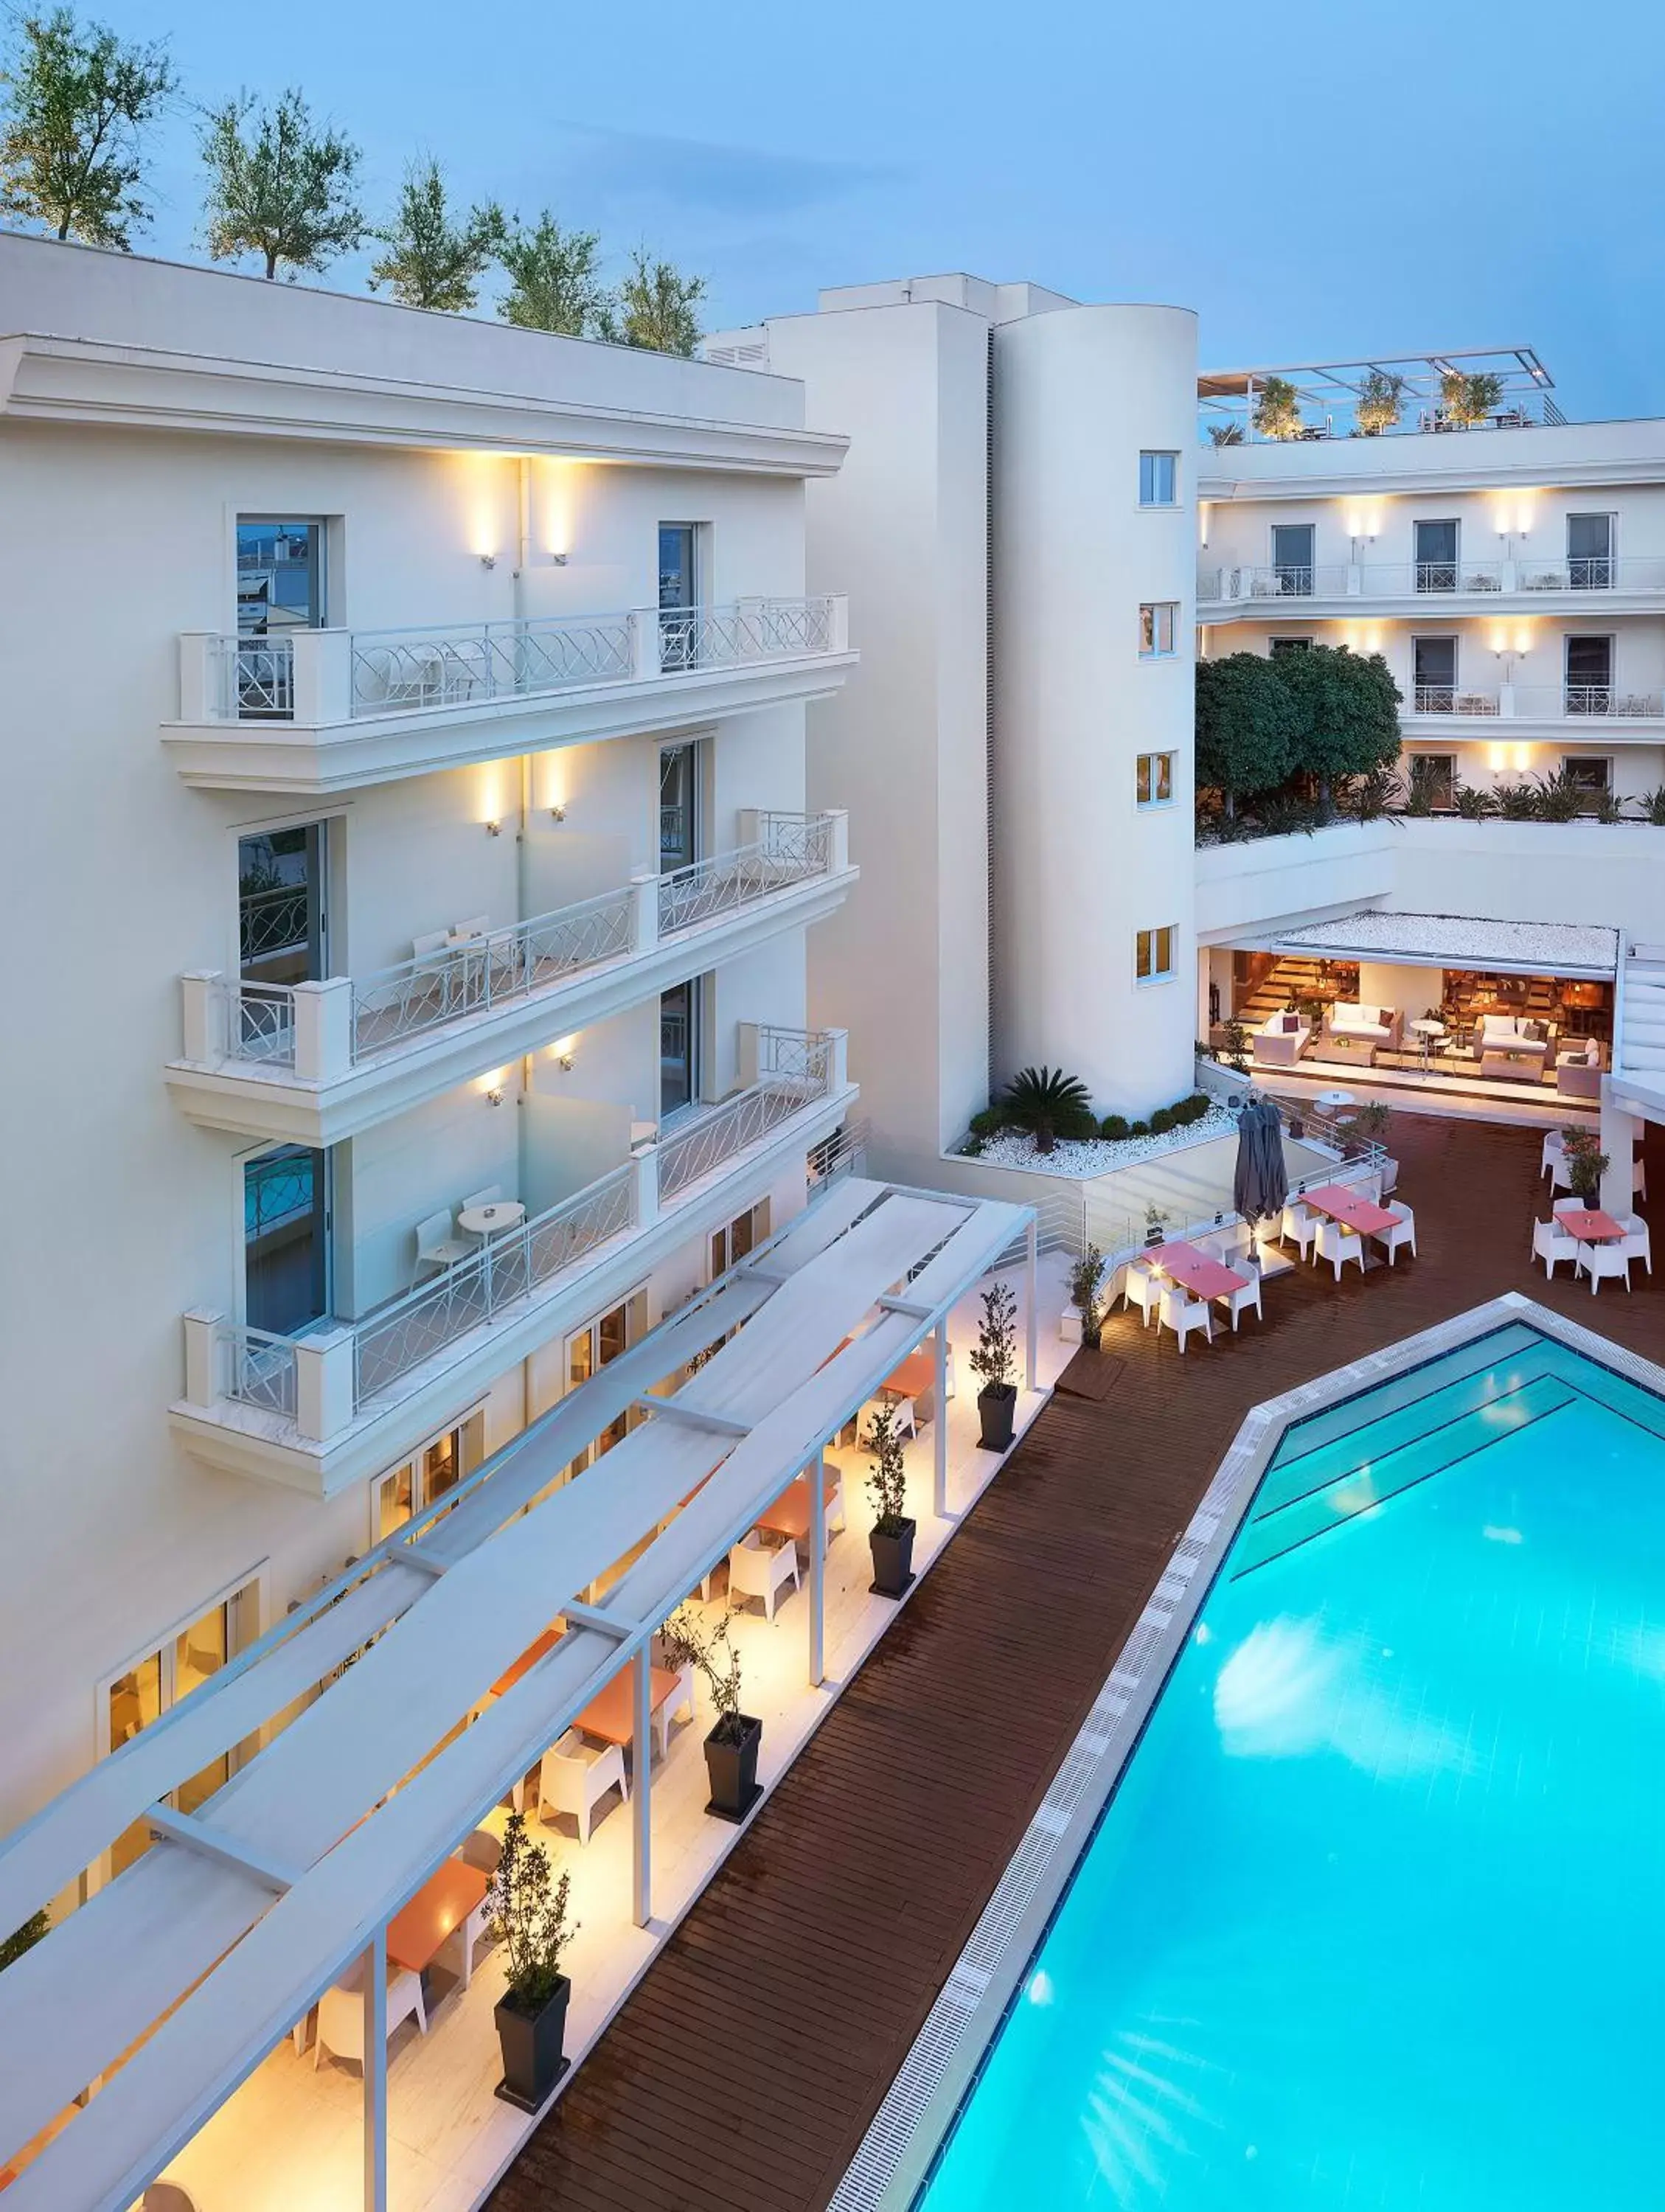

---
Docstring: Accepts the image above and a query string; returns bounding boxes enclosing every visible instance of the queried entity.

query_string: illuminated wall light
[479,1067,510,1105]
[1198,500,1210,549]
[543,458,578,565]
[548,801,567,822]
[1489,743,1506,772]
[1514,626,1532,654]
[1490,626,1509,654]
[550,1034,578,1071]
[484,818,502,837]
[1515,501,1534,537]
[1512,745,1531,772]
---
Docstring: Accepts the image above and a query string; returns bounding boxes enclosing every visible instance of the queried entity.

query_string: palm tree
[1001,1065,1095,1154]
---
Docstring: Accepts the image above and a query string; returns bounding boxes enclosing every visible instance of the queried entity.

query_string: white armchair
[414,1207,473,1283]
[1122,1262,1161,1326]
[1620,1214,1652,1275]
[1373,1201,1417,1266]
[1280,1201,1317,1261]
[1314,1219,1365,1281]
[1578,1243,1632,1294]
[537,1730,628,1845]
[1532,1219,1577,1279]
[654,1661,696,1757]
[1215,1267,1263,1330]
[315,1961,427,2071]
[1158,1284,1213,1353]
[728,1531,800,1621]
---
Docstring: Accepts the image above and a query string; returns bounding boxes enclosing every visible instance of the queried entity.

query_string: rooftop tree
[617,246,706,358]
[1195,652,1300,815]
[199,88,364,280]
[369,159,504,312]
[0,8,175,248]
[497,210,612,337]
[1273,643,1402,804]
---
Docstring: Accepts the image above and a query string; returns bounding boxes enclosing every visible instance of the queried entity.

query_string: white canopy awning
[0,1177,1032,2212]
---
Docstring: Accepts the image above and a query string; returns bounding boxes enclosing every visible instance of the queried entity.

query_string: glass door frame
[1414,518,1459,594]
[240,1139,335,1336]
[1269,521,1315,597]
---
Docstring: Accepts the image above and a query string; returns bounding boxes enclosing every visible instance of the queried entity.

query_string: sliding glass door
[244,1144,332,1337]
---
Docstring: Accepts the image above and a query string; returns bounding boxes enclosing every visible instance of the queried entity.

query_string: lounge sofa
[1324,1001,1402,1058]
[1472,1012,1557,1078]
[1253,1009,1311,1067]
[1556,1037,1603,1099]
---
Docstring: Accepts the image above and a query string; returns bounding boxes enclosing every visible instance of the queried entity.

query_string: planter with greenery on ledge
[1063,1245,1107,1347]
[663,1606,762,1822]
[970,1279,1018,1451]
[865,1401,917,1599]
[488,1813,577,2112]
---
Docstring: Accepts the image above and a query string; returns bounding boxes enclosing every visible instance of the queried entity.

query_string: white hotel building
[5,238,1665,2210]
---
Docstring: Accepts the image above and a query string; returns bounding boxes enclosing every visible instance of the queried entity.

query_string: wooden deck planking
[488,1111,1664,2212]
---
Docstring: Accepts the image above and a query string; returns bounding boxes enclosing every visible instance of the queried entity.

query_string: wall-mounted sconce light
[484,818,502,837]
[479,553,497,570]
[557,1052,576,1072]
[549,802,567,823]
[551,552,569,567]
[485,1085,505,1107]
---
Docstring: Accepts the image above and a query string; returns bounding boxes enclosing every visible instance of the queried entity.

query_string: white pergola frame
[0,1177,1038,2212]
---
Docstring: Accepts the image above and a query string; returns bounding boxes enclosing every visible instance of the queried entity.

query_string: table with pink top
[1302,1184,1398,1238]
[1557,1207,1625,1245]
[1141,1242,1250,1301]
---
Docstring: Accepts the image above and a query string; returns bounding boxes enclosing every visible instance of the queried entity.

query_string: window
[660,977,703,1119]
[102,1576,261,1874]
[1562,757,1613,802]
[1407,753,1457,810]
[1414,519,1459,594]
[1139,451,1178,507]
[237,518,325,634]
[562,1294,644,1481]
[1565,634,1614,712]
[1136,752,1175,807]
[1270,523,1315,597]
[243,1142,331,1338]
[1567,514,1614,591]
[1136,925,1176,983]
[710,1199,770,1280]
[1412,636,1459,712]
[658,742,704,873]
[1269,637,1313,657]
[1138,602,1178,657]
[658,521,702,669]
[375,1421,478,1541]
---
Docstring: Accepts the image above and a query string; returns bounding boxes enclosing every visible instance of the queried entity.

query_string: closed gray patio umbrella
[1233,1093,1288,1228]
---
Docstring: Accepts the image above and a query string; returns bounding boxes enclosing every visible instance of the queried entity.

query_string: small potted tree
[970,1279,1019,1451]
[1066,1245,1108,1349]
[1252,375,1305,440]
[1562,1126,1610,1205]
[487,1812,578,2112]
[1339,1099,1397,1192]
[662,1605,761,1823]
[865,1402,916,1599]
[1144,1203,1171,1249]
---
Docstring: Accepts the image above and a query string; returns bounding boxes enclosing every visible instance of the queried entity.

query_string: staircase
[1616,944,1665,1110]
[1237,956,1329,1026]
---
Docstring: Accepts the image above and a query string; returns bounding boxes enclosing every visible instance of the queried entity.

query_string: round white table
[458,1200,526,1239]
[1409,1018,1446,1074]
[1315,1088,1356,1112]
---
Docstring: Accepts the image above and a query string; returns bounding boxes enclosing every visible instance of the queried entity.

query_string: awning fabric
[0,1179,1031,2212]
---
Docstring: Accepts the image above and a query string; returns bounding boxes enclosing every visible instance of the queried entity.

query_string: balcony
[1405,685,1665,732]
[163,597,855,794]
[167,813,855,1144]
[1199,557,1665,619]
[171,1025,857,1495]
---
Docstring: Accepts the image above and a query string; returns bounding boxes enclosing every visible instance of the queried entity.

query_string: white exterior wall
[993,304,1200,1116]
[0,245,841,1838]
[763,299,993,1176]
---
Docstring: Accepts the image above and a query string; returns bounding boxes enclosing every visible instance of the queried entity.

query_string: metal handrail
[350,611,635,714]
[1411,686,1499,715]
[658,1028,836,1201]
[352,1165,636,1407]
[1512,684,1663,720]
[658,813,834,936]
[219,1324,299,1417]
[658,596,835,672]
[213,635,294,717]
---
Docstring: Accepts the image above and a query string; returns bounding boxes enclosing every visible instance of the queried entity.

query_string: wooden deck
[487,1110,1664,2212]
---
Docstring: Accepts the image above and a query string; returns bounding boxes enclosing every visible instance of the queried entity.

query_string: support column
[363,1928,387,2212]
[1024,1219,1039,1393]
[631,1644,653,1929]
[808,1457,827,1689]
[1599,1088,1640,1217]
[933,1323,949,1519]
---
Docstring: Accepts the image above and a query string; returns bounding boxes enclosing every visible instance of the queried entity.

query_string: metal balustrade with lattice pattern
[658,1028,835,1201]
[350,613,636,714]
[658,813,834,935]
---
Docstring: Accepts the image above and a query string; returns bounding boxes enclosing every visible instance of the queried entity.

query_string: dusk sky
[32,0,1665,420]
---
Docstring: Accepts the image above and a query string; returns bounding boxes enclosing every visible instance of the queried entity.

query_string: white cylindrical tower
[991,302,1198,1119]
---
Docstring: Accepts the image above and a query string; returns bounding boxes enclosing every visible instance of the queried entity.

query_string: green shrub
[1150,1107,1175,1134]
[968,1106,1006,1138]
[960,1134,985,1157]
[1100,1113,1130,1141]
[1128,1119,1150,1138]
[1001,1065,1097,1153]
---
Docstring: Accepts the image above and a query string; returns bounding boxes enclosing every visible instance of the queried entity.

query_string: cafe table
[386,1859,491,1986]
[574,1665,681,1761]
[1557,1207,1624,1245]
[1141,1240,1250,1302]
[754,1467,843,1544]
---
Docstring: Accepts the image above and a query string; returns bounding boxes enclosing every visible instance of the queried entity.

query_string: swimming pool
[920,1321,1665,2209]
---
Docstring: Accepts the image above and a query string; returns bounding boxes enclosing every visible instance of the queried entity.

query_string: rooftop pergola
[0,1176,1036,2212]
[1198,347,1563,443]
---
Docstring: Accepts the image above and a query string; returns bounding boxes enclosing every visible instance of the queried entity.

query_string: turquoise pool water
[921,1324,1665,2209]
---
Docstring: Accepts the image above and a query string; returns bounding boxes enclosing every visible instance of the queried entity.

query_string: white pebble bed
[964,1105,1237,1180]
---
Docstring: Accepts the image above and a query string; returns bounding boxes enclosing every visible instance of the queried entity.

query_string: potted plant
[1339,1099,1396,1188]
[1252,374,1304,441]
[1439,368,1504,428]
[1066,1245,1108,1349]
[1220,1018,1251,1072]
[969,1280,1019,1451]
[1354,369,1404,436]
[865,1402,916,1599]
[1144,1203,1170,1248]
[662,1605,761,1823]
[487,1812,578,2112]
[1562,1126,1610,1204]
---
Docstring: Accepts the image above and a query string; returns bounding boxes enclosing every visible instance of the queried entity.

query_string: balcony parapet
[1200,557,1665,613]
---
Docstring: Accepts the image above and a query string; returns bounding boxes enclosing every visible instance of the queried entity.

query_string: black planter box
[703,1712,762,1823]
[493,1974,571,2113]
[977,1381,1017,1453]
[869,1516,917,1599]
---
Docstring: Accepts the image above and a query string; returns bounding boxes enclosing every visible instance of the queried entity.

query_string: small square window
[1269,636,1313,656]
[1139,451,1178,507]
[1139,603,1178,657]
[1562,757,1612,799]
[1136,752,1175,806]
[1136,925,1176,982]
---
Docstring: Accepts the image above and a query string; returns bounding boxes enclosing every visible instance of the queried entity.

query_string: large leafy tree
[497,211,612,337]
[1274,644,1402,802]
[369,159,504,311]
[0,8,175,248]
[1195,653,1300,814]
[617,247,706,357]
[199,88,364,280]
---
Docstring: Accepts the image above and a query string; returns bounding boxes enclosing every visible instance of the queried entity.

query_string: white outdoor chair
[1619,1214,1652,1275]
[825,1464,847,1536]
[653,1661,696,1758]
[459,1825,503,1876]
[536,1730,628,1845]
[1578,1242,1632,1295]
[1122,1263,1161,1326]
[1531,1218,1578,1279]
[1158,1283,1213,1353]
[880,1393,917,1440]
[1634,1157,1649,1201]
[728,1531,801,1621]
[1540,1132,1565,1182]
[449,914,490,942]
[1552,1195,1587,1217]
[1280,1201,1317,1262]
[462,1183,503,1216]
[1548,1156,1574,1194]
[1374,1201,1417,1266]
[1314,1219,1365,1281]
[438,1879,493,1991]
[315,1961,426,2071]
[1215,1267,1262,1331]
[414,1207,473,1283]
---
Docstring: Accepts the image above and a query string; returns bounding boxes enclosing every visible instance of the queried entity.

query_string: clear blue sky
[25,0,1665,419]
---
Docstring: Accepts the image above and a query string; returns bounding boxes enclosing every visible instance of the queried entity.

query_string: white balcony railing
[1409,685,1664,721]
[1200,555,1665,606]
[183,815,849,1084]
[183,598,847,726]
[1411,687,1501,716]
[180,1023,847,1446]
